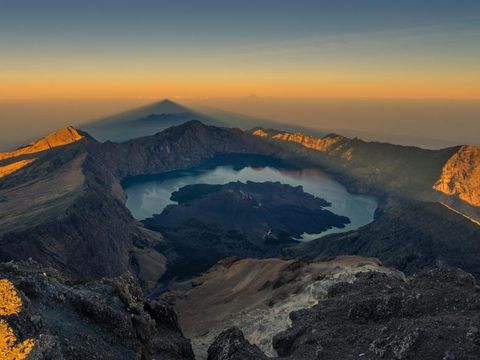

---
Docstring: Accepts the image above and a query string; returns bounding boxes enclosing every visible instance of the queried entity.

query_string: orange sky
[1,2,479,100]
[1,72,479,100]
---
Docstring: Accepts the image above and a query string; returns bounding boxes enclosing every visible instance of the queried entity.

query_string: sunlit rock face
[0,159,36,179]
[252,129,268,137]
[0,126,84,179]
[251,127,480,219]
[162,256,401,359]
[434,145,480,207]
[0,126,83,161]
[0,279,35,359]
[252,128,347,154]
[272,132,346,153]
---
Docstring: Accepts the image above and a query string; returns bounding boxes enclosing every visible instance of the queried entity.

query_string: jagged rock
[207,327,267,360]
[163,256,401,359]
[203,264,480,359]
[270,265,480,359]
[0,260,194,360]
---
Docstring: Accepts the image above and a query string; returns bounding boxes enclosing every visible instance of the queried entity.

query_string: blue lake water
[123,163,377,240]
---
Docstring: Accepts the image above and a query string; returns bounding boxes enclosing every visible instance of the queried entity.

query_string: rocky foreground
[0,122,479,359]
[3,257,479,360]
[161,256,401,359]
[207,264,480,360]
[0,260,194,360]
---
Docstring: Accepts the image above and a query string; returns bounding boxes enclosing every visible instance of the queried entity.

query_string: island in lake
[143,181,350,281]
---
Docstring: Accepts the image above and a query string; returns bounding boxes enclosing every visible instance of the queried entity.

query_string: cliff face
[434,145,480,207]
[251,128,480,216]
[252,128,457,196]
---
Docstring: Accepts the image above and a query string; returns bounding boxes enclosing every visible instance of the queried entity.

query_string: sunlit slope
[0,126,84,179]
[0,126,83,161]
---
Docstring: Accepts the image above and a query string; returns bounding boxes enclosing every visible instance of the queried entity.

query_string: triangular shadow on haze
[81,98,325,143]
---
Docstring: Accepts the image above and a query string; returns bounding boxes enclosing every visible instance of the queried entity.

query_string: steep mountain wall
[251,128,478,215]
[434,145,480,207]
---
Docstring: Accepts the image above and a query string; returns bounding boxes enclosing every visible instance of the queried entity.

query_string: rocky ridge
[251,127,480,219]
[0,126,83,162]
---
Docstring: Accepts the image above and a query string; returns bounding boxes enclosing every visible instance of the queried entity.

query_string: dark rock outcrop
[149,181,348,238]
[163,256,400,359]
[207,327,267,360]
[0,260,194,360]
[207,265,480,359]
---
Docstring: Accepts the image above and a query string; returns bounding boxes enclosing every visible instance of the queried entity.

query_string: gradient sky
[1,0,480,99]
